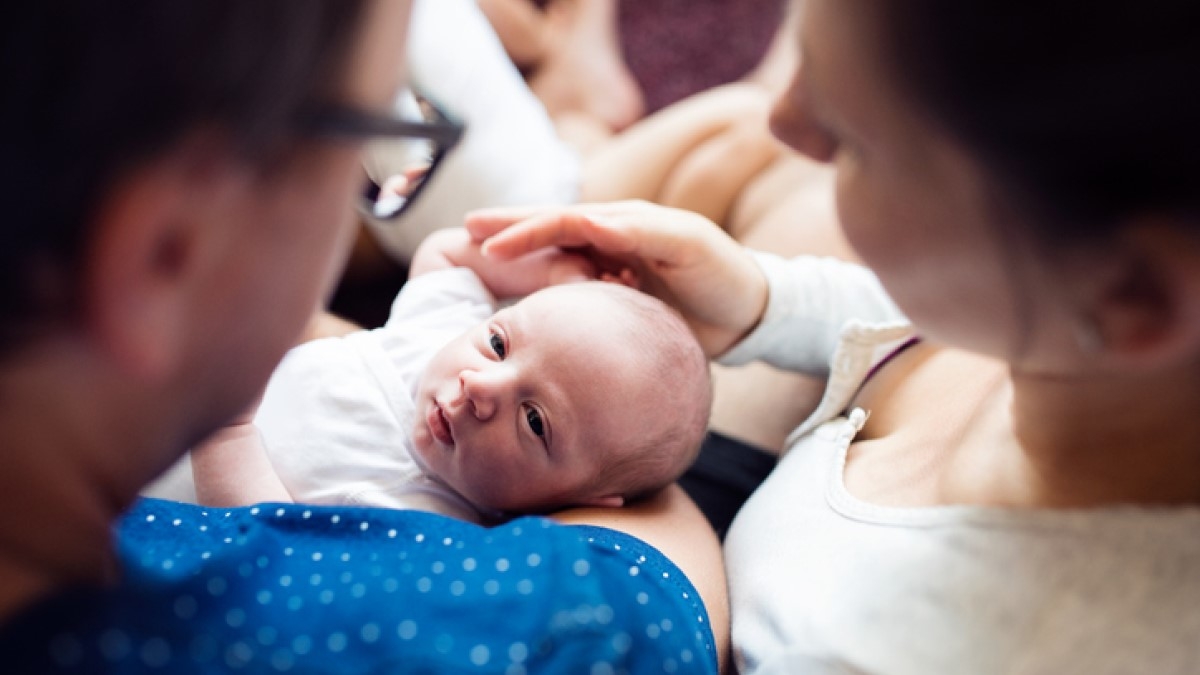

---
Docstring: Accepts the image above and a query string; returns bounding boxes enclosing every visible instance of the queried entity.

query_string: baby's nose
[459,369,509,421]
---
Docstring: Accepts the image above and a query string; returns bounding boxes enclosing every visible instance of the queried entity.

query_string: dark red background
[618,0,785,112]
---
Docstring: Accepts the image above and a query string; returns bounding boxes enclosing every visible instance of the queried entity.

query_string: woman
[0,1,727,672]
[470,0,1200,671]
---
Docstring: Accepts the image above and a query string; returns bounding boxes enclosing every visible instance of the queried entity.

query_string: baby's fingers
[599,268,640,289]
[547,253,599,285]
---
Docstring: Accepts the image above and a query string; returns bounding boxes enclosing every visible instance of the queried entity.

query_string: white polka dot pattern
[1,499,717,673]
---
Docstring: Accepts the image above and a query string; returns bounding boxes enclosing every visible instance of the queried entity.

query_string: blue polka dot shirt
[0,499,716,673]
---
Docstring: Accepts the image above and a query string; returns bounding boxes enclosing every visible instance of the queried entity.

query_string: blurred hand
[466,200,768,356]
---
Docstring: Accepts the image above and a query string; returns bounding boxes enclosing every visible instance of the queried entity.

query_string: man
[0,2,726,672]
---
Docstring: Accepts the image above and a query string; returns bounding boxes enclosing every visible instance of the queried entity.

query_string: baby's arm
[410,227,596,299]
[191,415,292,507]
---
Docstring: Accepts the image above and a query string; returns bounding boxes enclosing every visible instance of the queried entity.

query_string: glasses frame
[300,94,464,221]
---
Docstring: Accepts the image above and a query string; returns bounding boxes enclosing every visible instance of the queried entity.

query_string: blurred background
[331,0,788,327]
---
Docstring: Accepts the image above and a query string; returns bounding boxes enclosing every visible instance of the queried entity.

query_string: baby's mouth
[428,401,455,447]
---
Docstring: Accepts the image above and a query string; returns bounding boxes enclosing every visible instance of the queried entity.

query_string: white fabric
[723,252,1200,674]
[250,268,496,522]
[140,268,497,516]
[361,0,581,264]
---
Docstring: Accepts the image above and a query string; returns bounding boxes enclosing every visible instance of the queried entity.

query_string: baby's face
[412,287,661,513]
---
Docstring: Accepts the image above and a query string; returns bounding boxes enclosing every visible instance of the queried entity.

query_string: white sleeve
[386,267,497,330]
[717,251,907,375]
[256,269,497,505]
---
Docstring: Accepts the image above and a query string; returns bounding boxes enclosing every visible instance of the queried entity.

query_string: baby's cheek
[478,459,542,510]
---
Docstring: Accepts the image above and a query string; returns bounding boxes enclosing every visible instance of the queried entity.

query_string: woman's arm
[553,485,731,673]
[716,251,906,374]
[191,420,292,507]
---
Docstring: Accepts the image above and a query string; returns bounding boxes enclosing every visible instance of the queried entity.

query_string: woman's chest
[840,345,1009,507]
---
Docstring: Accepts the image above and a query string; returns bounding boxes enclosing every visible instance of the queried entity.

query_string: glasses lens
[361,94,446,220]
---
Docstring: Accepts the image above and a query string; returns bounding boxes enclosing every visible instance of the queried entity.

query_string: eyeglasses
[300,92,464,221]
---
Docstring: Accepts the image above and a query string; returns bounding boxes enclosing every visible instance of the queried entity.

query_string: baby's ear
[579,494,625,509]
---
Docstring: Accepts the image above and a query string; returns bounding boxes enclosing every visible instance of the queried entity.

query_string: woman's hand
[466,200,768,357]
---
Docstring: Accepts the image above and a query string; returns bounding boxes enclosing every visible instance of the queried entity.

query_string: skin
[0,0,412,616]
[477,0,645,134]
[0,4,731,668]
[198,215,703,514]
[412,285,671,513]
[781,0,1200,509]
[467,0,1200,517]
[192,291,664,514]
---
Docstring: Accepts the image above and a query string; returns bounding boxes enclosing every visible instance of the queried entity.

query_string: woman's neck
[1000,362,1200,508]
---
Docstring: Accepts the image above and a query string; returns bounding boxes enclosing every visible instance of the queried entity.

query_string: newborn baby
[191,228,711,522]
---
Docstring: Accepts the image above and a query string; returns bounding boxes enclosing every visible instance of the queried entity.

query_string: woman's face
[771,0,1047,360]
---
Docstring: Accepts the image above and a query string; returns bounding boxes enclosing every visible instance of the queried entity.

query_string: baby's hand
[598,267,639,289]
[412,227,598,299]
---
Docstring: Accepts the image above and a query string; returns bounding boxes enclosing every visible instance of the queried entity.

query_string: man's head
[413,281,712,515]
[3,2,368,346]
[0,1,413,474]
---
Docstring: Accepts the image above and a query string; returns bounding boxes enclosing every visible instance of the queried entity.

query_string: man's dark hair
[0,1,368,355]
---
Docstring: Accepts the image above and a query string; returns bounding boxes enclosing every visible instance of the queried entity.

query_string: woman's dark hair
[876,1,1200,242]
[0,1,368,354]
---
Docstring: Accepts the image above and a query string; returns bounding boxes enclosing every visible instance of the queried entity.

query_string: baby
[190,228,711,522]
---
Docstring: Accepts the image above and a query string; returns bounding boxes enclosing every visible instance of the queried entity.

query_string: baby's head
[412,281,711,515]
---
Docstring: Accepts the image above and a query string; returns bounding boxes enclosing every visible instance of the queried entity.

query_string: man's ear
[578,494,625,509]
[1086,221,1200,370]
[83,144,240,383]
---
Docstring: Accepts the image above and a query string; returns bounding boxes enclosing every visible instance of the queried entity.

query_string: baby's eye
[488,330,506,359]
[525,406,545,438]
